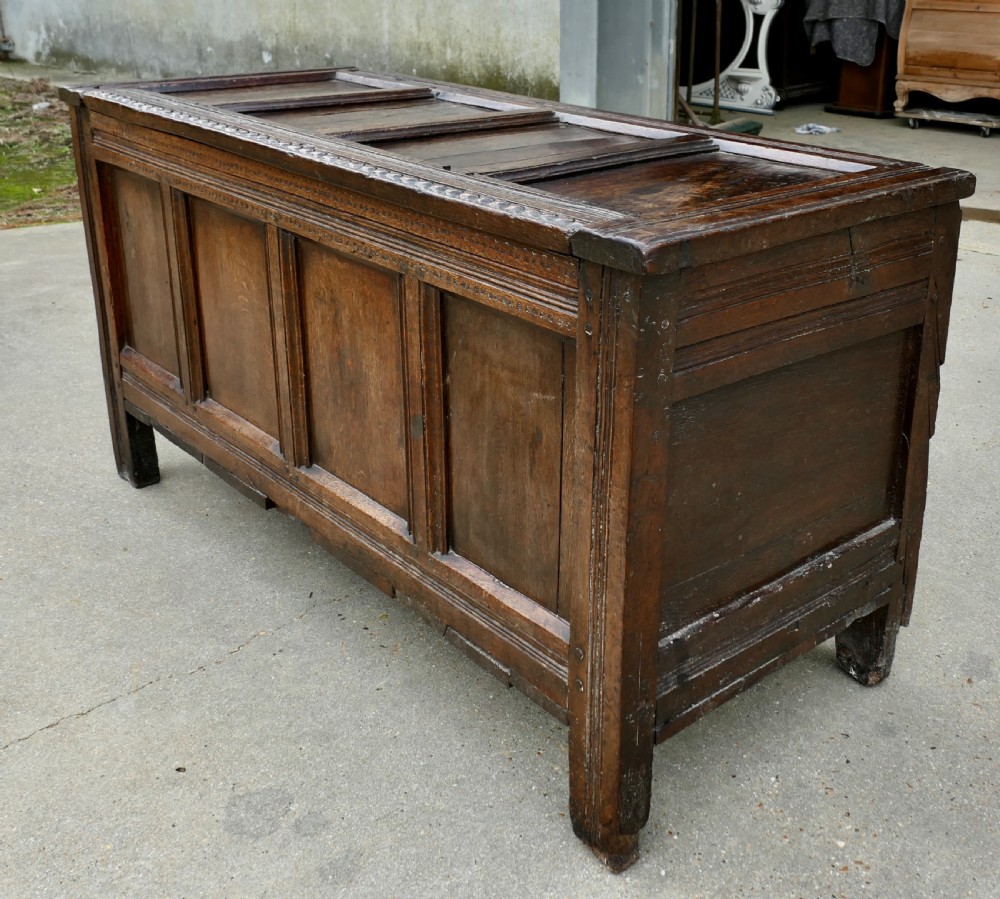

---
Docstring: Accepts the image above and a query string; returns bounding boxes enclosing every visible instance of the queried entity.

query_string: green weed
[0,78,80,227]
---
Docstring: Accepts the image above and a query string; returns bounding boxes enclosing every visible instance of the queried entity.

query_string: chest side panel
[642,208,943,737]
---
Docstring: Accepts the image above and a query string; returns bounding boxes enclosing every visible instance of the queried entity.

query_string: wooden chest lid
[61,67,976,274]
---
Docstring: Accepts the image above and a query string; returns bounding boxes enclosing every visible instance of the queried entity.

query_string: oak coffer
[61,68,974,870]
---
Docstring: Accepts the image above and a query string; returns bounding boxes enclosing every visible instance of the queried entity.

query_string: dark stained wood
[311,525,399,598]
[540,153,836,218]
[62,68,973,872]
[217,87,436,114]
[675,207,936,348]
[173,78,376,106]
[478,135,716,183]
[567,267,653,871]
[399,276,435,550]
[107,168,180,377]
[662,330,912,629]
[443,293,565,611]
[298,238,409,521]
[836,601,900,685]
[189,197,280,439]
[119,345,181,401]
[566,167,973,278]
[828,33,898,118]
[379,122,642,164]
[563,264,603,844]
[657,522,900,734]
[555,340,578,621]
[89,67,356,97]
[382,128,715,182]
[120,409,161,488]
[69,110,161,488]
[671,284,927,401]
[267,227,308,467]
[897,201,964,625]
[85,110,581,334]
[659,582,902,741]
[256,100,557,142]
[162,185,203,403]
[413,284,448,554]
[125,408,274,511]
[78,92,608,257]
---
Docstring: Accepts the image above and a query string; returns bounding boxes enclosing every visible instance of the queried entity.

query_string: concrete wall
[3,0,559,97]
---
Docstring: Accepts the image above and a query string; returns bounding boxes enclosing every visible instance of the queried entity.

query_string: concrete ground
[2,65,999,898]
[3,219,999,899]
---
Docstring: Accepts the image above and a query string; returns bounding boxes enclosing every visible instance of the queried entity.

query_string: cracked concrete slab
[1,596,336,752]
[2,221,998,897]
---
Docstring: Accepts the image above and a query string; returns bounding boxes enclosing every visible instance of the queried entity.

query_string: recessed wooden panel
[298,240,408,520]
[173,79,369,106]
[539,154,835,217]
[444,294,566,611]
[257,99,545,137]
[109,167,179,377]
[381,123,640,168]
[660,330,912,634]
[189,198,279,438]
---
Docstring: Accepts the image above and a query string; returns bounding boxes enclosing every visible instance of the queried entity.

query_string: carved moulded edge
[83,89,622,234]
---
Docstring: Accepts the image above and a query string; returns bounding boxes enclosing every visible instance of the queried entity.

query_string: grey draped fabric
[803,0,905,65]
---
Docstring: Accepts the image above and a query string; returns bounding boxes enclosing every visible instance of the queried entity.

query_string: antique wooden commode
[62,68,973,868]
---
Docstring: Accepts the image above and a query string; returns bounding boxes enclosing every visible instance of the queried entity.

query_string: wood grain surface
[61,67,975,870]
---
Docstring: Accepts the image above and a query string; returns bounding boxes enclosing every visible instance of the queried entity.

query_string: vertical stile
[898,201,963,625]
[418,284,448,554]
[161,183,195,401]
[266,226,309,467]
[568,264,657,869]
[278,230,310,468]
[166,188,206,404]
[556,339,578,620]
[73,109,160,485]
[401,273,430,545]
